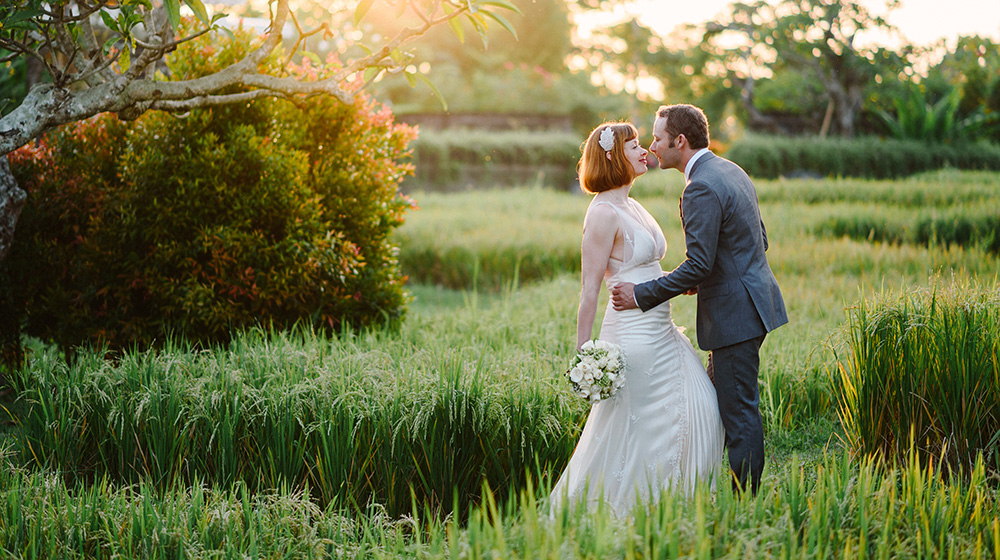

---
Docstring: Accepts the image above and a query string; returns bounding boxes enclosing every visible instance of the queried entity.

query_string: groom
[611,104,787,495]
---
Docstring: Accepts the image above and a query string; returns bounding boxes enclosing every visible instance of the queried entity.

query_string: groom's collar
[684,148,712,182]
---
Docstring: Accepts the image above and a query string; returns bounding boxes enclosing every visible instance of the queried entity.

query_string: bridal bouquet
[566,340,626,402]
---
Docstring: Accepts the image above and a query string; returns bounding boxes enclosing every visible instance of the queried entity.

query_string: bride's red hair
[578,122,639,194]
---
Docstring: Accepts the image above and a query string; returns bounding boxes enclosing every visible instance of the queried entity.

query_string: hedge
[405,129,582,191]
[725,134,1000,179]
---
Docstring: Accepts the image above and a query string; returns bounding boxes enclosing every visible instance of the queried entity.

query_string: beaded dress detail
[549,194,725,514]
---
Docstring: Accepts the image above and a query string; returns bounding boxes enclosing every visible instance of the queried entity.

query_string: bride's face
[622,137,648,178]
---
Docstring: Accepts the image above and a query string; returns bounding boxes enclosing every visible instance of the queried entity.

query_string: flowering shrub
[4,27,416,351]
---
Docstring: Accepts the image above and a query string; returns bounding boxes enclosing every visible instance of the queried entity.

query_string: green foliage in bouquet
[4,26,416,352]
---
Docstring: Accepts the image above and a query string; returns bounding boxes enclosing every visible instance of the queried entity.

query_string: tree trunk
[0,156,26,263]
[25,57,44,92]
[819,98,835,138]
[837,102,856,138]
[0,156,25,373]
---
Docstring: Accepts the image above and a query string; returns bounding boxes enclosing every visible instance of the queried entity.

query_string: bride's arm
[577,205,618,350]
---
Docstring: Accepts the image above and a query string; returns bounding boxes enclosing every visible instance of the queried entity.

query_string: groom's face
[650,117,681,171]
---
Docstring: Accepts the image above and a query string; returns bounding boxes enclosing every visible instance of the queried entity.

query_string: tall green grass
[2,448,996,559]
[13,321,584,519]
[396,173,1000,441]
[837,277,1000,476]
[395,187,589,289]
[5,170,1000,558]
[725,133,1000,179]
[756,169,1000,206]
[815,204,1000,254]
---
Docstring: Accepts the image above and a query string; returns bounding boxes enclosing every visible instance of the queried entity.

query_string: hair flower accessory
[598,127,615,152]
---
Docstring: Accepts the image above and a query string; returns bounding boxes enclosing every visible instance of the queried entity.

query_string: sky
[578,0,1000,47]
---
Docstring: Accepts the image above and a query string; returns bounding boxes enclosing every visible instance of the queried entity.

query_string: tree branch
[0,0,517,157]
[37,0,110,24]
[149,89,290,112]
[334,3,469,81]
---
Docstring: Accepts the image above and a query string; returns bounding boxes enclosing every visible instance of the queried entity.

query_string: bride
[549,122,724,514]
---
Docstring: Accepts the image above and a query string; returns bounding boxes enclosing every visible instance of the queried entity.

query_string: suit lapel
[680,151,716,226]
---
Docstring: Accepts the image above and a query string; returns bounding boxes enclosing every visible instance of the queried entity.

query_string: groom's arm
[634,181,721,311]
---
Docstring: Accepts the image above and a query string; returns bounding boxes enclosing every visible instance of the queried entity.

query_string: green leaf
[184,0,210,25]
[100,9,119,33]
[475,0,520,14]
[216,24,236,41]
[164,0,181,30]
[354,0,375,25]
[448,17,465,43]
[5,8,44,25]
[466,13,488,48]
[415,73,448,111]
[103,36,120,55]
[364,66,381,83]
[466,0,479,14]
[403,69,417,87]
[304,50,321,65]
[479,9,516,39]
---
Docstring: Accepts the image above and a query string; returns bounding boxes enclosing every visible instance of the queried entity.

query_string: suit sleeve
[761,218,769,251]
[634,181,721,311]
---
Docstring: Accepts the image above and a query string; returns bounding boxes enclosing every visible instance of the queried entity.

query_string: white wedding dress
[549,196,725,515]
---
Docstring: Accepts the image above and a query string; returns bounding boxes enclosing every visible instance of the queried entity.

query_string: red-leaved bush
[3,24,416,352]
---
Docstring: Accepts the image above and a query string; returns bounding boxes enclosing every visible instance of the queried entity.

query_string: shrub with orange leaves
[4,28,416,353]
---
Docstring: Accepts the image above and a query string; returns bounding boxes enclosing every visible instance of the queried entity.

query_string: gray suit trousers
[708,334,766,494]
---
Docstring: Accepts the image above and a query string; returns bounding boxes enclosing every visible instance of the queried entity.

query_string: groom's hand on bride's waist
[611,282,638,311]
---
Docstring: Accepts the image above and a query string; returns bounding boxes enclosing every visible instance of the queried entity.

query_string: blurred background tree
[878,35,1000,143]
[367,0,632,132]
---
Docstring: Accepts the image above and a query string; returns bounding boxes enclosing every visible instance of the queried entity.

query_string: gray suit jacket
[634,152,787,350]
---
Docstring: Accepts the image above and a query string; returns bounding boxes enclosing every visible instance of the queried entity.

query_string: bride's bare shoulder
[584,200,618,224]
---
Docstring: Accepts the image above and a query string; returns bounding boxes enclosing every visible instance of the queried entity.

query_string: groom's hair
[657,104,710,149]
[579,122,639,194]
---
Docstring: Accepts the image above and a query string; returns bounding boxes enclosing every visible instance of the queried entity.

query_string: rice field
[2,168,999,558]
